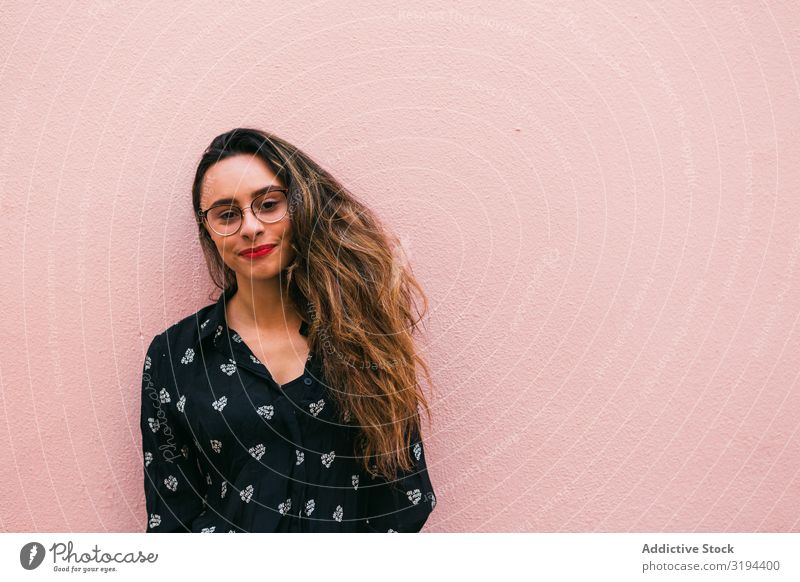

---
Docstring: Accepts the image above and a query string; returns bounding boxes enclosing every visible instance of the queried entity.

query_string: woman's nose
[239,207,265,237]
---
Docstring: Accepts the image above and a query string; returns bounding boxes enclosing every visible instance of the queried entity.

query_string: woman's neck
[226,276,300,334]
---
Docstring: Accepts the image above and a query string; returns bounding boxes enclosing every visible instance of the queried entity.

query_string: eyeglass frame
[196,186,290,236]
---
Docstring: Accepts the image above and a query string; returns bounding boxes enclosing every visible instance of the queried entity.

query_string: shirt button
[303,377,312,385]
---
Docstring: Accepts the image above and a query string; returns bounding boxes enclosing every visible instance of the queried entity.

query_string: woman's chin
[232,265,284,283]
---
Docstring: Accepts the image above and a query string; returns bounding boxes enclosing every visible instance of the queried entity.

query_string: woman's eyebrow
[209,185,282,206]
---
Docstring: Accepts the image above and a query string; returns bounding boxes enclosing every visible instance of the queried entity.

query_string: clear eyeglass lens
[206,190,288,235]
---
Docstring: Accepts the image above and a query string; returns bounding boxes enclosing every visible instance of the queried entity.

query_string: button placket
[215,323,313,532]
[283,411,308,533]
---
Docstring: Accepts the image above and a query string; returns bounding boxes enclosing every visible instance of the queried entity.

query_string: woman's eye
[259,200,277,211]
[218,211,237,220]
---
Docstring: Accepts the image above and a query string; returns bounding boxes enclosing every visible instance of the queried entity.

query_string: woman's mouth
[239,244,277,258]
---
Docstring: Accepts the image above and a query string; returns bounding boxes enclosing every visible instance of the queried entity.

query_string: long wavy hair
[191,128,434,481]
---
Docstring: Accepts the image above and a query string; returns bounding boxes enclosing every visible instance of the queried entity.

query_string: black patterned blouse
[140,285,436,533]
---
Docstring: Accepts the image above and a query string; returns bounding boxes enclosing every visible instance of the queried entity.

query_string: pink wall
[1,1,798,532]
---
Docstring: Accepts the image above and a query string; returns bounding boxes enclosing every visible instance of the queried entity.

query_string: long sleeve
[363,425,437,532]
[140,334,208,532]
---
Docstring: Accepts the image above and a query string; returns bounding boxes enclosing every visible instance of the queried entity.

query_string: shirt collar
[196,285,236,349]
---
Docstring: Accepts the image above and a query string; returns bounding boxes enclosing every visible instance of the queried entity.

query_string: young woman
[140,128,436,532]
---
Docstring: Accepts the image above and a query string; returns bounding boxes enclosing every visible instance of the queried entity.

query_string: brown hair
[191,128,434,480]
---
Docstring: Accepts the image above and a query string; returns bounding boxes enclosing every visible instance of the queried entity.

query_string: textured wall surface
[0,0,798,532]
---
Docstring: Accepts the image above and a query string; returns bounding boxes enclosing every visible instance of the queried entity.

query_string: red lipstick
[239,244,277,258]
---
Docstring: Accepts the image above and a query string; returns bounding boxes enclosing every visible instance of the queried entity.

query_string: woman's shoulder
[147,299,220,358]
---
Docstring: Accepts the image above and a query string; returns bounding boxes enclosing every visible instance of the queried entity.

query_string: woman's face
[199,154,296,284]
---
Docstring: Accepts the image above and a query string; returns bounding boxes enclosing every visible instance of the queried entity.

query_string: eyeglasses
[197,187,289,236]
